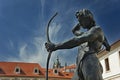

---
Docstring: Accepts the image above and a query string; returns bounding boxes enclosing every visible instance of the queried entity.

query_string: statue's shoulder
[91,26,102,31]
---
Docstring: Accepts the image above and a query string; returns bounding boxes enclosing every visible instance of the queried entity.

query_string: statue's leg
[82,54,103,80]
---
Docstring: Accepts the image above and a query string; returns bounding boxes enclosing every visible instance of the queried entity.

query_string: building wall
[0,77,71,80]
[100,47,120,80]
[0,77,45,80]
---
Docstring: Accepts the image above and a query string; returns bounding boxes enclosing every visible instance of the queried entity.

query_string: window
[54,69,58,73]
[119,51,120,55]
[105,58,110,71]
[53,69,59,75]
[119,51,120,66]
[14,66,20,74]
[16,68,19,72]
[34,68,39,74]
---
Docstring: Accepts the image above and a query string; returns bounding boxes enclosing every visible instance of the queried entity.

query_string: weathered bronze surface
[45,9,110,80]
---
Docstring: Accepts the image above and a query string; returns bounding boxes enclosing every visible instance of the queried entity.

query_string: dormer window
[14,66,20,74]
[53,69,59,75]
[34,68,39,74]
[54,69,58,74]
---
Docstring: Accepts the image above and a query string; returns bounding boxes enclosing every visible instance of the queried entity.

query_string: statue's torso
[76,26,104,65]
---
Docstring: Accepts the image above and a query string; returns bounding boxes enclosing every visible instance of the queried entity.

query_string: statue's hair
[76,9,93,19]
[76,9,96,26]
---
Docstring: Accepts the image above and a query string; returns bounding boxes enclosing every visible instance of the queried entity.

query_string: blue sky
[0,0,120,67]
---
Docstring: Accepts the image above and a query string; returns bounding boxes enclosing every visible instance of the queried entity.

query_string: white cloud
[49,23,61,42]
[7,23,73,68]
[40,0,46,21]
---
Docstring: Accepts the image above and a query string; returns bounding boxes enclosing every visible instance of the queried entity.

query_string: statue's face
[78,17,91,29]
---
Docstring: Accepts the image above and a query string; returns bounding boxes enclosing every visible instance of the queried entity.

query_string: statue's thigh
[81,55,103,80]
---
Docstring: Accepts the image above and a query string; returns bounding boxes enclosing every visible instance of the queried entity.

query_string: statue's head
[75,9,95,29]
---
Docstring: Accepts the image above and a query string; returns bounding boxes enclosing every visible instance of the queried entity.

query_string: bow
[46,12,58,80]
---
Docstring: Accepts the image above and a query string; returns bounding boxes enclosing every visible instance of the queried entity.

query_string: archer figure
[45,9,110,80]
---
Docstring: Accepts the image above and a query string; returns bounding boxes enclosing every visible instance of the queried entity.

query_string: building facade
[98,40,120,80]
[0,59,75,80]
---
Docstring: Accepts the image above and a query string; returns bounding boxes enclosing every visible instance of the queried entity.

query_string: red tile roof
[42,68,74,79]
[63,64,76,69]
[0,62,44,77]
[0,61,74,79]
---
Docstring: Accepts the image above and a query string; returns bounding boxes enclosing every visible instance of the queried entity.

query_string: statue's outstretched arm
[54,27,100,50]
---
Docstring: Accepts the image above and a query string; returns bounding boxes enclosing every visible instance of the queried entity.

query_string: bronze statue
[45,9,110,80]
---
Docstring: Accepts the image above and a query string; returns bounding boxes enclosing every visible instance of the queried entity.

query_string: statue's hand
[45,42,56,52]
